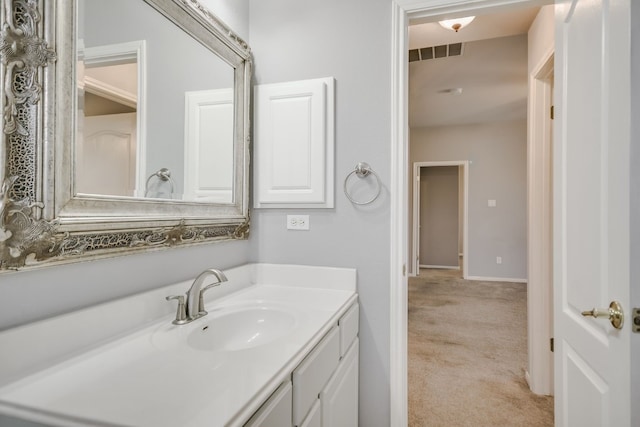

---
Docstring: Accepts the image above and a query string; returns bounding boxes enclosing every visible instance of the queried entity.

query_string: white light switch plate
[488,199,496,207]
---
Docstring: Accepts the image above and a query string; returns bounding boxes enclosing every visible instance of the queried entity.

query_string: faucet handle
[166,295,188,325]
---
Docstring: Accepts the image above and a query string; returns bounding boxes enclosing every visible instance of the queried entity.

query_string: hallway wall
[411,120,527,280]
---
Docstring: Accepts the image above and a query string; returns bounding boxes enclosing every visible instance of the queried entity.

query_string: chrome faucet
[166,268,228,325]
[186,268,228,321]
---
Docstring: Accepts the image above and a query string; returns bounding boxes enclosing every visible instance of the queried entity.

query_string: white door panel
[79,113,137,197]
[554,0,631,425]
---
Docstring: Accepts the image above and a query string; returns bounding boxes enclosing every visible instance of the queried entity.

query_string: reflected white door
[554,0,631,425]
[184,89,234,203]
[79,113,137,197]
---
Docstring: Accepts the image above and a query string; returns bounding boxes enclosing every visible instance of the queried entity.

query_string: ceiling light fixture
[438,16,475,32]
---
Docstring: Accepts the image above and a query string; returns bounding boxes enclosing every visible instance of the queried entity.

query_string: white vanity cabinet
[320,339,359,426]
[293,326,340,425]
[244,381,293,427]
[293,302,359,427]
[246,302,359,427]
[300,400,321,427]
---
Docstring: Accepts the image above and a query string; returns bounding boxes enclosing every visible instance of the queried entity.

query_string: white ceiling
[409,7,541,128]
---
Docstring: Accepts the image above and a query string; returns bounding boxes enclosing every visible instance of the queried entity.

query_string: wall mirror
[0,0,251,270]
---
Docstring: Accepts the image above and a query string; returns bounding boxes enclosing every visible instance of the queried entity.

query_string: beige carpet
[408,269,554,426]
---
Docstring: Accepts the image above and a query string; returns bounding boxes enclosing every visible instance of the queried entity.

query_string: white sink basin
[187,307,296,352]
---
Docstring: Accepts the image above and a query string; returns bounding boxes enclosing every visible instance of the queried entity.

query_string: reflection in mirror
[77,42,142,198]
[183,88,234,203]
[0,0,251,270]
[77,0,236,203]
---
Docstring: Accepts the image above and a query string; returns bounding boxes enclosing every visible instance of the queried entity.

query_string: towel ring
[344,162,381,205]
[144,168,175,197]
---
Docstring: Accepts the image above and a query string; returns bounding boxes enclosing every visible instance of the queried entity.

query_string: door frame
[412,161,469,277]
[527,50,554,395]
[390,1,551,425]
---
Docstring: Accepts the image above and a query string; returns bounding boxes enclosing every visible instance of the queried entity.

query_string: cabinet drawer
[292,326,340,426]
[338,303,359,358]
[300,399,321,427]
[244,381,292,427]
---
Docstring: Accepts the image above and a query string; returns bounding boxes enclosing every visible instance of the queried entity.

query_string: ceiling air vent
[409,42,464,62]
[420,47,434,60]
[448,43,463,56]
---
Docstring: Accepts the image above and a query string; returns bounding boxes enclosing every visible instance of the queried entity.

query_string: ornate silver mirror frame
[0,0,251,270]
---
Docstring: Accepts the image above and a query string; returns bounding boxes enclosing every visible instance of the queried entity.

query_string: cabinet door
[292,326,340,426]
[244,381,292,427]
[300,399,321,427]
[320,339,359,427]
[254,77,335,208]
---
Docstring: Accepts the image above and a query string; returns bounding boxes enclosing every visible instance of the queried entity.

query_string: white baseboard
[420,264,460,270]
[466,275,528,283]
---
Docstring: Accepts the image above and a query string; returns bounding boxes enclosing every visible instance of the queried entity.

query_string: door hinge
[550,105,554,120]
[633,308,640,333]
[402,264,406,276]
[550,337,554,352]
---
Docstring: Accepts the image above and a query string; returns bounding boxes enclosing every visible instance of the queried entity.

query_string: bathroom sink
[187,307,296,352]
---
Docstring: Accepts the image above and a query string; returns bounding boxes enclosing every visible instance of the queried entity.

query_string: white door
[554,0,631,425]
[78,113,137,197]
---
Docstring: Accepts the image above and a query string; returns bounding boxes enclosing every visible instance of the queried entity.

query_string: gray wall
[201,0,249,41]
[411,120,527,280]
[0,0,396,424]
[631,0,639,424]
[0,241,251,328]
[248,1,391,425]
[419,166,459,267]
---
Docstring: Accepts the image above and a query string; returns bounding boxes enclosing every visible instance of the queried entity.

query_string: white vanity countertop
[0,264,357,427]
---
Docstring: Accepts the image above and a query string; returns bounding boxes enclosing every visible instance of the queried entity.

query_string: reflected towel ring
[145,168,175,197]
[344,162,381,205]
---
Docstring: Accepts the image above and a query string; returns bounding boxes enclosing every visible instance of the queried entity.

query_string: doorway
[390,1,555,425]
[412,161,469,277]
[417,166,460,270]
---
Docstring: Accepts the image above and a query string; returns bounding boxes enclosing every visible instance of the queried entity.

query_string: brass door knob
[581,301,624,329]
